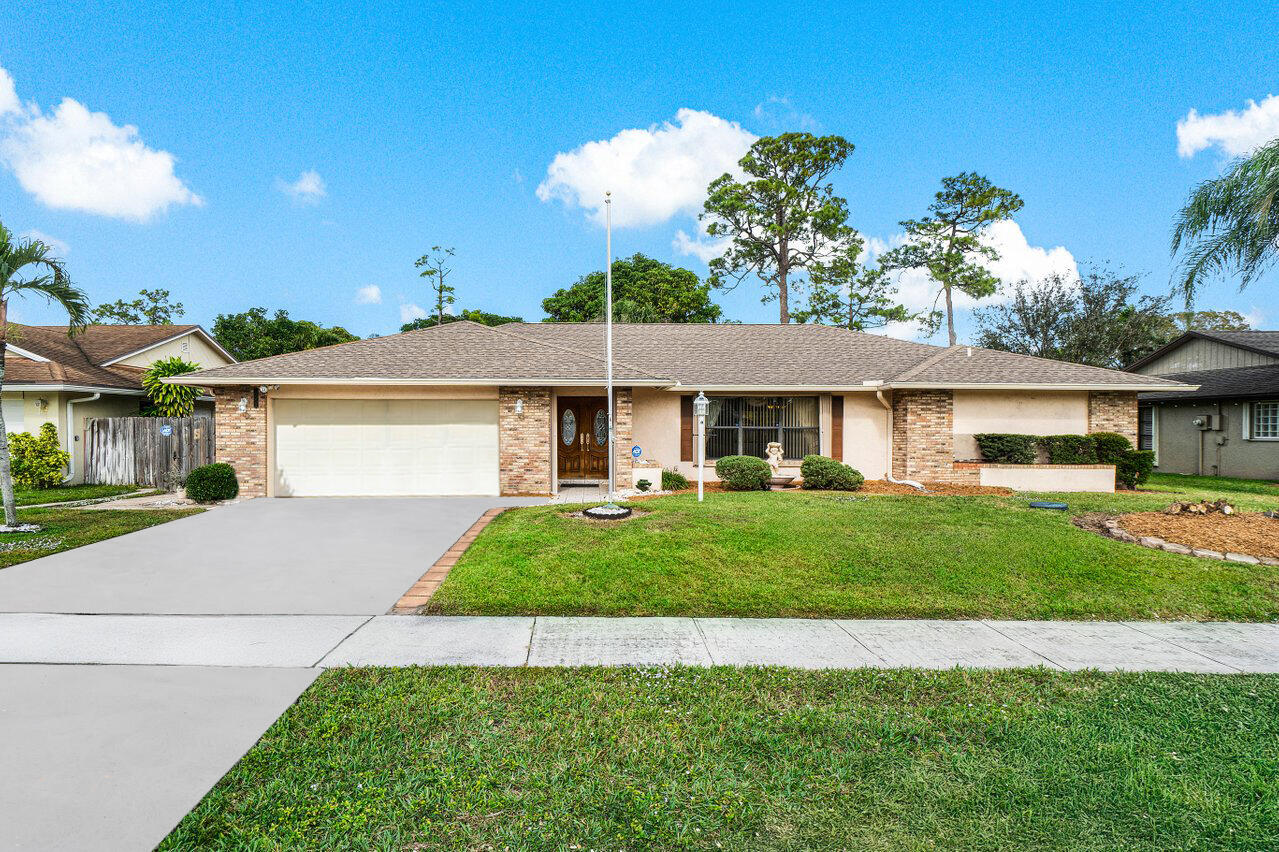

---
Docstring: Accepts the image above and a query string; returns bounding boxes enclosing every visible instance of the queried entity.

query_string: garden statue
[766,441,784,475]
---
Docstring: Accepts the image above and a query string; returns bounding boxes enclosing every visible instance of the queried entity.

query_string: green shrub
[636,478,652,492]
[1091,432,1152,489]
[661,469,689,491]
[142,356,202,417]
[1036,434,1099,464]
[185,462,239,502]
[799,454,864,491]
[714,455,772,491]
[7,423,69,490]
[973,433,1037,464]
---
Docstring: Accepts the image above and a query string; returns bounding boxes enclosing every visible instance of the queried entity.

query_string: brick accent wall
[613,386,633,489]
[498,386,552,495]
[1087,391,1138,447]
[890,389,978,484]
[213,386,268,498]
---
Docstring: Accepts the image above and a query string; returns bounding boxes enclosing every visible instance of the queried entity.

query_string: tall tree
[0,223,91,525]
[973,269,1170,368]
[1172,137,1279,304]
[415,246,456,326]
[791,240,917,330]
[879,173,1024,345]
[212,307,358,361]
[91,288,185,324]
[542,253,722,323]
[700,133,859,323]
[401,308,524,332]
[1165,309,1252,333]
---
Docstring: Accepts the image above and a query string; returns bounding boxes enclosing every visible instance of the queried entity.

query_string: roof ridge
[492,323,670,381]
[888,345,960,382]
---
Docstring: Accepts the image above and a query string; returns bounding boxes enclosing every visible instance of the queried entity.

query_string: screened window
[1138,406,1154,451]
[705,397,819,460]
[1252,401,1279,439]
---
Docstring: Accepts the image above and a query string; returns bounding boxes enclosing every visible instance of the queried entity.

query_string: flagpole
[604,191,616,505]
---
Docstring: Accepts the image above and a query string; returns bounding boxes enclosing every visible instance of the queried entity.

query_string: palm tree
[1172,138,1279,305]
[0,223,91,527]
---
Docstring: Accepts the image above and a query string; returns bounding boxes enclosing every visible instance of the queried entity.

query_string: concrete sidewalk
[3,614,1276,672]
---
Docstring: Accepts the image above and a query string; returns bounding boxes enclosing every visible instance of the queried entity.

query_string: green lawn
[0,506,203,569]
[1144,471,1279,498]
[162,667,1279,850]
[13,483,143,506]
[427,482,1279,621]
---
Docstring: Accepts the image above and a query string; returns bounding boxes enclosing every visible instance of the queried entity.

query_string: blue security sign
[631,445,642,458]
[159,424,173,437]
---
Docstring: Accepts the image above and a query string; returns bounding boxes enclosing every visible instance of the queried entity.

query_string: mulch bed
[1119,512,1279,559]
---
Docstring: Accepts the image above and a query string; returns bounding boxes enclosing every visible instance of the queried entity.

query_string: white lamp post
[693,391,709,502]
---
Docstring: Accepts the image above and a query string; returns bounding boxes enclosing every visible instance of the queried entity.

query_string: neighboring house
[2,324,235,483]
[1129,330,1279,479]
[167,321,1192,498]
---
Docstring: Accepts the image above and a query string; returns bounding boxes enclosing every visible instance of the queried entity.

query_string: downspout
[61,393,100,483]
[875,389,925,491]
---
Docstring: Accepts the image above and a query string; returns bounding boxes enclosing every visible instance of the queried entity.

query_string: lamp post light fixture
[693,391,709,502]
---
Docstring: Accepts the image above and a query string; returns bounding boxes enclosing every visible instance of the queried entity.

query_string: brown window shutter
[680,395,693,461]
[831,395,844,461]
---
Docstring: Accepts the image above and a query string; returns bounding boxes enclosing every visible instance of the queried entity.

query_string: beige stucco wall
[2,390,142,483]
[977,464,1115,493]
[952,390,1089,460]
[839,393,890,480]
[631,387,680,470]
[115,331,231,369]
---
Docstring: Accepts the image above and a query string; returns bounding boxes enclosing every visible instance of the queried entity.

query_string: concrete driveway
[0,496,544,615]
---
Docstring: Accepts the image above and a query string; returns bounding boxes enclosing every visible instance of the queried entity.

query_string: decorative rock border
[1098,516,1279,566]
[390,508,507,614]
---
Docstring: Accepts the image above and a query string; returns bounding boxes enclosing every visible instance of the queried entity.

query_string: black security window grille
[706,397,820,460]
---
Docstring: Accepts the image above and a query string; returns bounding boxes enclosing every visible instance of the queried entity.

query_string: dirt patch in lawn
[1119,512,1279,559]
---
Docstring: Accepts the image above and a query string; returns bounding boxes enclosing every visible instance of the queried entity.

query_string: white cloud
[0,66,202,221]
[400,302,428,324]
[1243,306,1266,328]
[0,67,19,117]
[354,284,381,304]
[1177,94,1279,158]
[276,169,326,204]
[536,108,757,228]
[752,96,819,132]
[19,229,69,256]
[672,219,732,264]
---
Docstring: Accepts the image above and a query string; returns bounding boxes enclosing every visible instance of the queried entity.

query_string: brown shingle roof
[2,324,201,391]
[177,320,1192,391]
[184,321,667,383]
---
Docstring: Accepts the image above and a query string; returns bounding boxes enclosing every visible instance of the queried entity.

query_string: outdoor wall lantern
[693,391,709,502]
[514,398,524,415]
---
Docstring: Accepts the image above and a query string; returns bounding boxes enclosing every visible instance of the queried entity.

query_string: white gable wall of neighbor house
[1134,338,1278,376]
[114,332,232,369]
[952,391,1089,460]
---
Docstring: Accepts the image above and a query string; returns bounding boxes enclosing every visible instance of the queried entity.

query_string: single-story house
[2,323,235,483]
[167,321,1193,497]
[1129,329,1279,479]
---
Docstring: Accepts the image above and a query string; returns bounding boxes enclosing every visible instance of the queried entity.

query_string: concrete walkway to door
[0,496,545,615]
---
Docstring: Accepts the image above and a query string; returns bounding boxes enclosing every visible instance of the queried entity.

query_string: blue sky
[1,1,1275,342]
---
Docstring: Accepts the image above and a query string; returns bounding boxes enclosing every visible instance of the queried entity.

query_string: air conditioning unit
[1191,414,1220,431]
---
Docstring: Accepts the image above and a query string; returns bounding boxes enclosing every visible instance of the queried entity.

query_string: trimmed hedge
[661,469,689,491]
[799,455,864,491]
[714,455,772,491]
[185,462,239,502]
[8,423,70,490]
[1092,431,1153,489]
[1036,434,1099,465]
[973,433,1037,464]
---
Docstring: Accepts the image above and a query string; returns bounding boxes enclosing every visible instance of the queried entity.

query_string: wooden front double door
[557,396,609,480]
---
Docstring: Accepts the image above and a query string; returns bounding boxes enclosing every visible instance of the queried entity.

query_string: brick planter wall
[498,386,552,495]
[1088,391,1138,446]
[891,389,978,484]
[213,386,268,498]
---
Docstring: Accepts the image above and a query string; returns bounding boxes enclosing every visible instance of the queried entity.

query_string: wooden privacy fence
[84,416,215,487]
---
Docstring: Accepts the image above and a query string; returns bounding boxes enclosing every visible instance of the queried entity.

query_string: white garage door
[273,398,499,496]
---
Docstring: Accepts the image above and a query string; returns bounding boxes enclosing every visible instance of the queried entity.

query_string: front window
[1252,401,1279,439]
[706,396,819,460]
